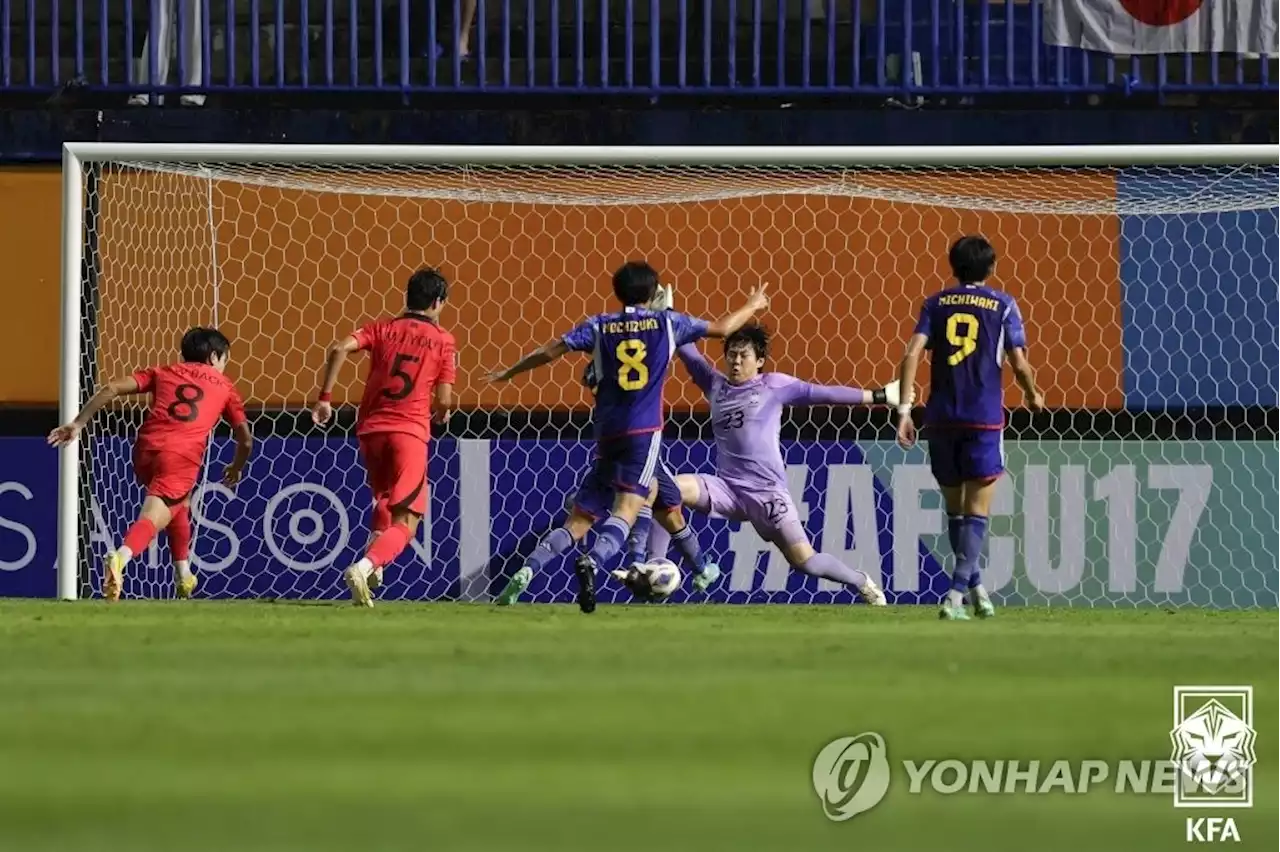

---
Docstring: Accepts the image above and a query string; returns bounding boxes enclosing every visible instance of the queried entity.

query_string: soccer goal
[57,143,1280,607]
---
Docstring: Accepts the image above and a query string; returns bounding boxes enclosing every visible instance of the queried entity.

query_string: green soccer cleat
[938,605,971,621]
[496,566,533,606]
[972,596,996,619]
[692,563,721,593]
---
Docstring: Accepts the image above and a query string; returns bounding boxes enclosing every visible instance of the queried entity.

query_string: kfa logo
[1185,817,1241,843]
[1172,686,1254,844]
[1169,686,1256,808]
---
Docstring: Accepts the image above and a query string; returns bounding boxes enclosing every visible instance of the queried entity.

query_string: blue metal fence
[0,0,1273,96]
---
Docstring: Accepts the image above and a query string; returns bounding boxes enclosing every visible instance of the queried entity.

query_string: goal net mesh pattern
[73,158,1279,607]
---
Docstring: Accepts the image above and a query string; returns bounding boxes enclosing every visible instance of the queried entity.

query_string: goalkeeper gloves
[875,380,904,407]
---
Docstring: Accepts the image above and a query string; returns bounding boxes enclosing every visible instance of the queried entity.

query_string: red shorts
[358,432,429,516]
[133,445,200,505]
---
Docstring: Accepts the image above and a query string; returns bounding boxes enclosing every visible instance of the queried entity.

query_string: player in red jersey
[48,328,254,601]
[312,268,457,607]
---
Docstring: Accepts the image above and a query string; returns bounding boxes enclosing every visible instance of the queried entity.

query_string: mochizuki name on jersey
[562,307,708,439]
[913,283,1027,428]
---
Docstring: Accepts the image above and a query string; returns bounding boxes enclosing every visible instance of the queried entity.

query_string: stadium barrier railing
[0,0,1273,97]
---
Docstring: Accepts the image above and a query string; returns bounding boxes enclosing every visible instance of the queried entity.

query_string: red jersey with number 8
[132,362,248,464]
[353,314,457,443]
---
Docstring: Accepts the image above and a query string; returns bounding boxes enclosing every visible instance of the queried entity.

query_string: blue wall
[1119,170,1280,408]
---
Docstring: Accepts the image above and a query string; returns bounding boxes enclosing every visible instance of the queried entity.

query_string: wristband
[896,404,912,418]
[317,391,332,403]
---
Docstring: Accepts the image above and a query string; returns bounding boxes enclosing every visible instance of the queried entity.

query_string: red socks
[167,506,192,562]
[121,518,158,556]
[365,523,413,570]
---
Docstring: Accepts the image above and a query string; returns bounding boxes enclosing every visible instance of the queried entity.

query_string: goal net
[62,146,1280,608]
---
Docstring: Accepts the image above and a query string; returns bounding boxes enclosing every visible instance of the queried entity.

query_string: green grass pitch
[0,601,1274,852]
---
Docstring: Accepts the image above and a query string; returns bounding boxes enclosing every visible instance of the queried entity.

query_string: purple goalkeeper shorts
[926,428,1005,488]
[697,474,808,549]
[572,432,682,519]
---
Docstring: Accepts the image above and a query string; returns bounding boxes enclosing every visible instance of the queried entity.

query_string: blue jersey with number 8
[913,283,1027,429]
[562,307,708,440]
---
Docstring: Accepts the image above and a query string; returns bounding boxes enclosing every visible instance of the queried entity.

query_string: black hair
[949,236,997,283]
[407,267,449,311]
[180,327,231,364]
[724,322,769,361]
[612,261,660,306]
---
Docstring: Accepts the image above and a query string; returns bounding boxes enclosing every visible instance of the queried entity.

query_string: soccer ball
[641,558,683,600]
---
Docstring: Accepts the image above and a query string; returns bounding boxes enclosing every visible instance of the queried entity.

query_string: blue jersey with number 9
[562,307,708,440]
[914,283,1027,429]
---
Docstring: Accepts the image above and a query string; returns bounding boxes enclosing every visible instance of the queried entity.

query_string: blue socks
[626,506,653,566]
[587,515,631,566]
[950,514,990,592]
[526,526,576,572]
[670,525,707,574]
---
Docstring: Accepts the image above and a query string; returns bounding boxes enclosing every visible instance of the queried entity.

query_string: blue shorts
[927,429,1005,488]
[572,431,682,519]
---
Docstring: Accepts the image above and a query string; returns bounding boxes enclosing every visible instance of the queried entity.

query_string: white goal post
[58,143,1280,605]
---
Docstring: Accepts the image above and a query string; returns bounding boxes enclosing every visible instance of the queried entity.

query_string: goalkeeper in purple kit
[895,236,1044,621]
[637,323,893,605]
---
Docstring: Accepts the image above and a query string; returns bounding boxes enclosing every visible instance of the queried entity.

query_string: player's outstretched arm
[895,333,928,448]
[704,284,769,339]
[312,335,361,425]
[779,378,898,407]
[221,422,255,487]
[47,375,141,447]
[1008,348,1045,412]
[487,338,569,383]
[675,344,719,396]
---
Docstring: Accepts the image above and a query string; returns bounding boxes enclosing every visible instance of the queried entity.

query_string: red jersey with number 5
[353,314,457,443]
[132,362,248,464]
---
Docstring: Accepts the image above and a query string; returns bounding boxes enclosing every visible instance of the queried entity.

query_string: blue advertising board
[0,437,1274,608]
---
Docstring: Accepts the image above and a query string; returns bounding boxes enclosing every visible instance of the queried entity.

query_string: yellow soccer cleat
[175,572,198,600]
[102,551,124,601]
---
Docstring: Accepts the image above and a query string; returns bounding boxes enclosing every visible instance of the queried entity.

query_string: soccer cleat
[938,605,971,621]
[692,562,721,593]
[175,572,198,600]
[972,595,996,619]
[496,566,533,606]
[573,554,597,614]
[856,576,888,606]
[102,551,125,601]
[343,564,374,608]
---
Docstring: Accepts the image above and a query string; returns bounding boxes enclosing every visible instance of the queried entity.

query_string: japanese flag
[1043,0,1278,54]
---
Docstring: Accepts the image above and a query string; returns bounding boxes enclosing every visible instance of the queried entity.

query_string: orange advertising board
[0,165,1124,410]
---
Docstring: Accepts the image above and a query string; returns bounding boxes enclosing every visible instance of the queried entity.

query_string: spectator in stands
[456,0,478,59]
[415,0,478,60]
[129,0,205,106]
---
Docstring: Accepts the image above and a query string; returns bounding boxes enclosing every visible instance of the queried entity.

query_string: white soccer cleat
[343,564,374,608]
[857,577,888,606]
